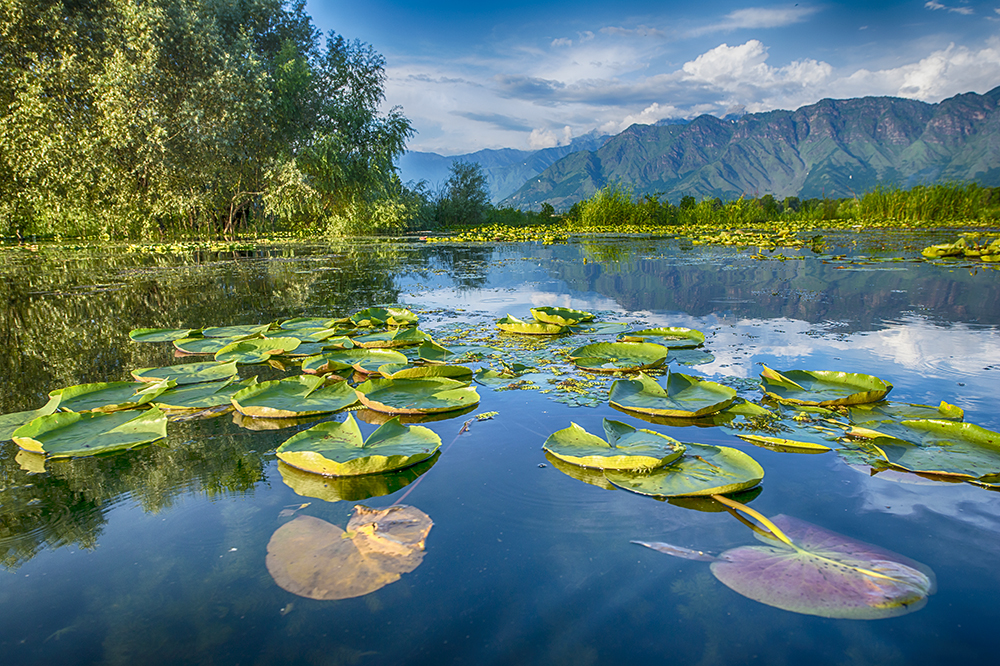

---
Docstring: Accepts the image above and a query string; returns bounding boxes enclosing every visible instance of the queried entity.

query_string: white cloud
[528,128,561,149]
[924,1,975,15]
[599,102,684,134]
[551,37,572,48]
[691,5,822,36]
[680,40,833,93]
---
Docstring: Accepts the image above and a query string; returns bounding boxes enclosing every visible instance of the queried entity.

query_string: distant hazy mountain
[397,131,610,202]
[503,87,1000,210]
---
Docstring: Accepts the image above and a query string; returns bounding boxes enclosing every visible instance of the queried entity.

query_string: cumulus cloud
[924,1,975,15]
[599,102,685,134]
[527,126,574,149]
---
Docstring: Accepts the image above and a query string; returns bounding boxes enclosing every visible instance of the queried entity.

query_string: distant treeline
[1,0,413,240]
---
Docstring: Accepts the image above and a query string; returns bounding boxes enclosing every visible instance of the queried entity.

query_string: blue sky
[305,1,1000,154]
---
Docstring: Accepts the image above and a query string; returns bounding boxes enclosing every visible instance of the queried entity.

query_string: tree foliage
[0,0,413,238]
[436,161,490,226]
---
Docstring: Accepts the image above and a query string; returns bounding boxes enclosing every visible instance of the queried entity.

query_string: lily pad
[0,395,61,441]
[173,336,243,355]
[619,327,705,349]
[131,360,239,385]
[232,375,358,418]
[416,341,494,364]
[50,380,173,413]
[266,505,432,600]
[276,413,441,476]
[609,372,737,418]
[637,513,934,619]
[380,364,474,381]
[153,376,258,411]
[542,419,685,471]
[667,349,715,366]
[530,306,594,326]
[214,337,301,364]
[277,454,440,503]
[727,419,839,453]
[612,398,773,429]
[496,314,566,335]
[201,323,272,338]
[302,349,408,376]
[544,451,616,490]
[279,317,336,330]
[605,443,764,496]
[12,406,168,458]
[350,307,419,328]
[129,327,198,342]
[568,342,669,373]
[355,377,481,415]
[849,401,963,425]
[850,419,1000,481]
[352,327,431,348]
[760,366,892,406]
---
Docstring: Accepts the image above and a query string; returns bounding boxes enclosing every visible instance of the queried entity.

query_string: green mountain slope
[504,87,1000,209]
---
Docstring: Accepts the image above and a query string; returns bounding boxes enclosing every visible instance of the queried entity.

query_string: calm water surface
[1,233,999,665]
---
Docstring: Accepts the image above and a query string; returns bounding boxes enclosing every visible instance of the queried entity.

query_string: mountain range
[399,86,1000,210]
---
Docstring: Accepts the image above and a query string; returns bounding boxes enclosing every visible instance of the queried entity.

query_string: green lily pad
[201,323,272,338]
[605,442,763,496]
[352,327,431,348]
[131,360,239,385]
[726,419,839,453]
[0,395,61,441]
[530,306,594,326]
[231,375,359,418]
[619,327,705,349]
[279,317,336,330]
[416,341,493,364]
[609,371,737,418]
[173,336,243,355]
[568,342,669,373]
[612,398,773,429]
[276,413,441,476]
[849,401,963,425]
[760,365,892,406]
[637,514,934,619]
[153,377,258,411]
[379,364,474,381]
[301,349,408,376]
[129,327,198,342]
[542,419,685,471]
[277,453,440,502]
[350,307,419,328]
[496,314,566,335]
[544,451,617,490]
[12,406,168,458]
[214,337,301,364]
[851,419,1000,481]
[50,380,173,413]
[354,377,481,415]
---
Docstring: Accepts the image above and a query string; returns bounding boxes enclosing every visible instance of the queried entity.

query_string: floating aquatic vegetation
[276,413,441,476]
[0,395,61,441]
[350,306,419,328]
[760,365,892,406]
[636,496,935,619]
[619,327,705,349]
[131,360,239,385]
[277,454,440,502]
[352,327,432,348]
[214,337,301,364]
[379,364,474,381]
[128,327,199,343]
[496,314,567,335]
[201,323,272,338]
[609,371,736,418]
[173,336,243,355]
[51,380,174,413]
[354,377,481,415]
[231,375,358,418]
[542,419,685,471]
[530,306,594,326]
[301,348,408,376]
[921,235,1000,261]
[266,505,432,600]
[12,406,168,458]
[568,341,669,373]
[153,376,257,411]
[605,443,764,497]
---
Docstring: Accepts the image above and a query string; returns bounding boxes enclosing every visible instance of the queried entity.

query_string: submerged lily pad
[619,327,705,349]
[266,505,432,600]
[232,375,358,418]
[568,342,669,373]
[153,377,258,411]
[637,513,934,619]
[605,443,764,496]
[131,360,239,385]
[496,314,566,335]
[276,413,441,476]
[542,419,684,471]
[354,377,481,415]
[609,372,736,418]
[129,327,198,343]
[214,337,300,364]
[12,406,168,457]
[51,380,173,413]
[530,306,594,326]
[277,454,440,503]
[760,366,892,406]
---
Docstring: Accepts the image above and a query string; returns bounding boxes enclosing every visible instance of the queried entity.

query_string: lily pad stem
[710,494,796,548]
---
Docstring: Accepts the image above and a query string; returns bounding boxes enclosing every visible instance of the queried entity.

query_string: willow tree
[0,0,413,238]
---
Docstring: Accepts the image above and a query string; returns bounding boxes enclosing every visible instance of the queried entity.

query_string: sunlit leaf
[849,401,963,424]
[496,314,566,335]
[129,327,198,342]
[214,337,301,364]
[760,365,892,406]
[609,371,736,418]
[201,323,272,338]
[542,419,684,470]
[379,364,474,381]
[350,307,419,328]
[355,377,481,415]
[131,360,238,385]
[266,505,432,600]
[50,380,173,413]
[301,348,408,376]
[276,413,441,476]
[173,336,243,355]
[605,442,764,496]
[619,327,705,349]
[12,406,168,458]
[352,327,431,348]
[277,454,440,502]
[0,395,61,441]
[153,376,257,411]
[232,375,358,418]
[279,317,337,330]
[568,341,669,373]
[530,306,594,326]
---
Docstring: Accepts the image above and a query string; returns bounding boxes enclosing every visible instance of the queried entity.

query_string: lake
[1,232,999,665]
